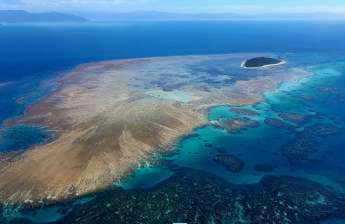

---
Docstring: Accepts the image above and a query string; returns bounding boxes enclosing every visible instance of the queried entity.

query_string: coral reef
[0,54,310,205]
[6,169,344,224]
[278,112,310,125]
[264,117,295,130]
[215,118,260,133]
[230,107,259,116]
[213,154,245,172]
[281,124,343,164]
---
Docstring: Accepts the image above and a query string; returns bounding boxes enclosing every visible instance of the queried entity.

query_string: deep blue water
[1,21,345,223]
[2,21,345,83]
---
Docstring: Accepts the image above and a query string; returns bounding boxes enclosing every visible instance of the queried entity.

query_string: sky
[2,0,345,15]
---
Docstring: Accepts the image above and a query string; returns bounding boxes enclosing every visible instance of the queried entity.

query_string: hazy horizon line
[2,9,345,22]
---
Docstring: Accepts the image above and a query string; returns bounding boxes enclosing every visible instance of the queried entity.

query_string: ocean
[1,21,345,224]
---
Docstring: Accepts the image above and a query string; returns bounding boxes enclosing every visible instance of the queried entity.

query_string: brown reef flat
[0,54,311,205]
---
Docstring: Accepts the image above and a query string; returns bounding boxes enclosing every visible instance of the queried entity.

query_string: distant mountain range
[84,10,345,21]
[0,10,87,23]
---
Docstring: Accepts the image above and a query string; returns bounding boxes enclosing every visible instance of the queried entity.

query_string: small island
[241,57,286,68]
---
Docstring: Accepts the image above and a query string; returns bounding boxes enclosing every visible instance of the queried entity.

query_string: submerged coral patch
[214,117,260,133]
[281,124,343,164]
[278,112,311,125]
[264,117,295,130]
[213,154,245,173]
[40,169,345,224]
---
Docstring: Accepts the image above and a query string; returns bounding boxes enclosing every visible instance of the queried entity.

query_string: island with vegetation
[242,56,286,68]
